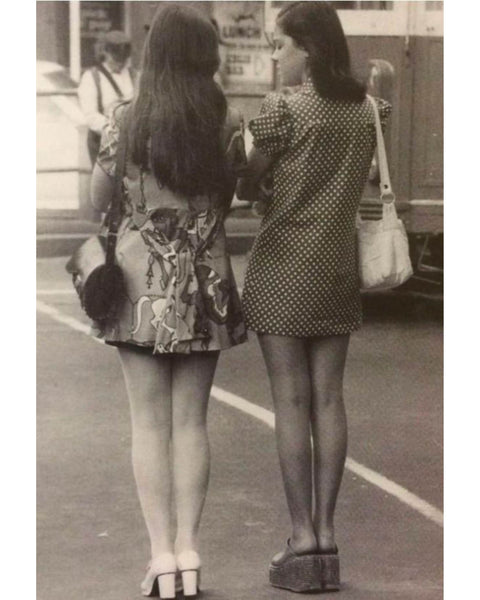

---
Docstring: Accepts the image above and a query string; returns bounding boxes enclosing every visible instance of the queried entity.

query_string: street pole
[69,0,81,83]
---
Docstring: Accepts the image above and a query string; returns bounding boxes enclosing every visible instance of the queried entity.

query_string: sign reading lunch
[213,1,273,88]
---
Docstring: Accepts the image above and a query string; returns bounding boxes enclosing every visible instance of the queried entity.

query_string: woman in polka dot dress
[237,1,391,592]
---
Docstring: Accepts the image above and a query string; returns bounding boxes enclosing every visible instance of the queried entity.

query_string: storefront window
[425,1,443,10]
[80,1,124,68]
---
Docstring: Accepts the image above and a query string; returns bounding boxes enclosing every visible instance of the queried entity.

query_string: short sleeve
[248,92,292,157]
[375,97,392,134]
[96,104,125,177]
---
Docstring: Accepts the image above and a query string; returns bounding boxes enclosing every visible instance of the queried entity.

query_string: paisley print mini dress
[92,104,247,354]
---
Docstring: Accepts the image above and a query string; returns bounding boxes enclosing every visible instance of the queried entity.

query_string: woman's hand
[236,147,274,202]
[252,181,274,216]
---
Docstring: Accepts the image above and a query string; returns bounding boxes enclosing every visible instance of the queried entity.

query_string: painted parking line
[37,299,443,528]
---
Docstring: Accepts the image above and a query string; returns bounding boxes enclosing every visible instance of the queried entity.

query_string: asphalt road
[37,255,443,600]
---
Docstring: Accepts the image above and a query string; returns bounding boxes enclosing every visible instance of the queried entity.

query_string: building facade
[37,0,443,256]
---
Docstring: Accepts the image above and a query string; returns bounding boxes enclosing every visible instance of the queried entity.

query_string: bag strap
[105,106,130,266]
[366,95,395,204]
[96,63,124,99]
[91,66,103,114]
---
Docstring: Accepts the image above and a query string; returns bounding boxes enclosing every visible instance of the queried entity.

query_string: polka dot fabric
[242,79,392,337]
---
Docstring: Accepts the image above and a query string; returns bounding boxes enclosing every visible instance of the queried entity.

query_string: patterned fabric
[93,104,247,354]
[242,79,392,337]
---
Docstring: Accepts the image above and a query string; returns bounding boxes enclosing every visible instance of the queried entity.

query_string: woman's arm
[236,146,274,202]
[90,163,115,212]
[77,70,108,134]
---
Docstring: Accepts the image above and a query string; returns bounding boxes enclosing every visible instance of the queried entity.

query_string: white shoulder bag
[356,96,413,290]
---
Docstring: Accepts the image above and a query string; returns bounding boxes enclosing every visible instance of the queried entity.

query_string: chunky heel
[270,553,318,592]
[269,539,326,593]
[157,572,176,599]
[181,569,198,597]
[314,552,340,592]
[141,552,177,598]
[177,550,201,598]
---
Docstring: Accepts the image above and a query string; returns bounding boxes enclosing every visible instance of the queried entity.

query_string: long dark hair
[130,4,228,196]
[277,1,366,102]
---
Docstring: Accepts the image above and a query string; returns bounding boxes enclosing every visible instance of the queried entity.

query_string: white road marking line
[344,457,444,527]
[210,386,443,528]
[37,300,443,528]
[36,300,102,342]
[211,386,275,428]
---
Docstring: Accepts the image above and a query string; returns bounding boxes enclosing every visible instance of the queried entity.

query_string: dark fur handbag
[66,109,129,322]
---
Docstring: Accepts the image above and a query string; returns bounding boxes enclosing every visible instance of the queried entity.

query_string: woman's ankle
[289,528,318,554]
[150,541,174,559]
[174,536,199,556]
[315,530,336,552]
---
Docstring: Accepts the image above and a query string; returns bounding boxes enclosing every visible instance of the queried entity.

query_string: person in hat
[78,30,135,164]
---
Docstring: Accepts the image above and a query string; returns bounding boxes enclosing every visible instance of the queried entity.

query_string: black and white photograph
[34,1,448,599]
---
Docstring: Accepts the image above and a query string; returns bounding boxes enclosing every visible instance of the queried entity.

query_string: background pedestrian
[78,30,135,165]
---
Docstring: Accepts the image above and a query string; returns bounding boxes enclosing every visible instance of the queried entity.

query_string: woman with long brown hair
[90,4,247,598]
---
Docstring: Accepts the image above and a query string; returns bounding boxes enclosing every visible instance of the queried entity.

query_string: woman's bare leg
[171,351,219,555]
[258,334,317,554]
[308,334,350,552]
[118,347,174,558]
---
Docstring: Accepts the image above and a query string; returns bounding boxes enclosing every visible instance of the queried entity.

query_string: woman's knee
[131,405,172,435]
[312,386,344,411]
[273,388,311,410]
[128,389,172,432]
[173,411,208,434]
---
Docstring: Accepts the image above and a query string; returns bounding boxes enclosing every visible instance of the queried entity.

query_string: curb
[36,232,258,258]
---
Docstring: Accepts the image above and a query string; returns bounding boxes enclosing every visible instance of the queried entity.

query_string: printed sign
[213,1,273,88]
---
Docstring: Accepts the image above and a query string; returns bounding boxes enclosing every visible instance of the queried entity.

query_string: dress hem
[101,336,248,355]
[244,323,361,338]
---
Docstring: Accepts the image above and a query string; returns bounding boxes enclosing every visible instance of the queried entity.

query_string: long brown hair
[129,4,228,196]
[277,1,366,102]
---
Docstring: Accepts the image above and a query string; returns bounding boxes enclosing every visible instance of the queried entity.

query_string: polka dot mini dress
[242,79,392,337]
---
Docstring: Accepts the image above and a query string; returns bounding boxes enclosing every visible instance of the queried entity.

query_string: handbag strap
[96,63,124,99]
[105,105,130,266]
[366,95,395,204]
[91,67,104,114]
